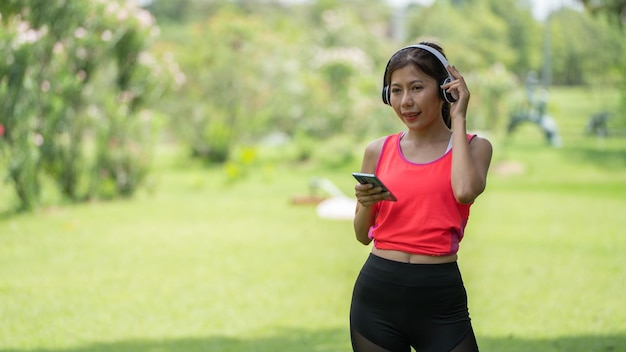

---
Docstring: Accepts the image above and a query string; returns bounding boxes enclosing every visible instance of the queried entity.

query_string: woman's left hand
[442,65,470,121]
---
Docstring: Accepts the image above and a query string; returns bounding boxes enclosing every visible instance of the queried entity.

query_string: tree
[157,1,394,163]
[577,0,626,129]
[550,8,623,85]
[146,0,624,155]
[160,6,310,162]
[579,0,626,27]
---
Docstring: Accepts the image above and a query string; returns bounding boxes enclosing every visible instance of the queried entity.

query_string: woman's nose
[401,92,414,106]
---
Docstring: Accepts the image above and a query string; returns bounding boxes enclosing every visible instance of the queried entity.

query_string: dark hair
[384,42,451,128]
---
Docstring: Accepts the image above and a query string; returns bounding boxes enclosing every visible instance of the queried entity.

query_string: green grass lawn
[0,87,625,351]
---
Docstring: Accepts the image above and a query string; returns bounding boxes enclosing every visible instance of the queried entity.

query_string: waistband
[359,253,462,287]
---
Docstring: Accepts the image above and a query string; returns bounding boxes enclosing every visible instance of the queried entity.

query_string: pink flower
[0,124,4,137]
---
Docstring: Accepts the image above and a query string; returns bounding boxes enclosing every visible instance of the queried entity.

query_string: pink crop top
[369,132,476,256]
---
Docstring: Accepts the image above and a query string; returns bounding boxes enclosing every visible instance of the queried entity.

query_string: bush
[0,0,181,211]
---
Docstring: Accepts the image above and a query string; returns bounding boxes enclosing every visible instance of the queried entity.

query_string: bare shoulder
[469,135,493,155]
[360,136,388,173]
[364,136,388,157]
[469,135,493,172]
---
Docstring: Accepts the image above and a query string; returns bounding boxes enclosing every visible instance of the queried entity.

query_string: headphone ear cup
[381,85,391,105]
[440,77,458,103]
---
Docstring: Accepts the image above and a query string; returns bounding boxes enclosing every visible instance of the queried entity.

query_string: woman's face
[389,65,443,129]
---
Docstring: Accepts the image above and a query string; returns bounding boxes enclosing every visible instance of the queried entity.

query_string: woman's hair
[384,42,451,128]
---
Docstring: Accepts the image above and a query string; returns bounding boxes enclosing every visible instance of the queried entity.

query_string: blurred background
[0,0,624,211]
[0,0,624,351]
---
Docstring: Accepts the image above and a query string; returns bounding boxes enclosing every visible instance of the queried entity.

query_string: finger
[441,79,465,91]
[355,187,381,200]
[357,189,386,203]
[355,183,374,191]
[447,65,462,77]
[443,75,469,95]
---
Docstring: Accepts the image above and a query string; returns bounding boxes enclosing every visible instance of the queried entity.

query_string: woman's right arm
[353,138,387,245]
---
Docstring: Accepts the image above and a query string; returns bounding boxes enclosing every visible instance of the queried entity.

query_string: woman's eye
[391,88,401,94]
[412,86,422,91]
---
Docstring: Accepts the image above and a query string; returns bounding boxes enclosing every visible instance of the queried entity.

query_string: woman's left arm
[444,65,493,204]
[450,125,492,204]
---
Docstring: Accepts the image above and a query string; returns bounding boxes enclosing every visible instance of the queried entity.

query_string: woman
[350,42,492,352]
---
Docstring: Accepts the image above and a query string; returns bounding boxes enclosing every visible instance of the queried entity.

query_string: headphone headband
[401,44,453,82]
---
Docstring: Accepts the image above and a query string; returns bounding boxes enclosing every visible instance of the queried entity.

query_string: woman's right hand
[355,183,390,207]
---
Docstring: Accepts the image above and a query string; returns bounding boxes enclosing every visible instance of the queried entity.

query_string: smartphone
[352,172,397,202]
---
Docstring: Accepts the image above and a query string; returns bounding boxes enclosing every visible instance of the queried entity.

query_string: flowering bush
[0,0,182,210]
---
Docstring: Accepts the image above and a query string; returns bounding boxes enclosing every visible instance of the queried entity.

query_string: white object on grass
[311,178,356,220]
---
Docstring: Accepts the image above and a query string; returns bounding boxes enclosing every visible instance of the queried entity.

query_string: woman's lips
[402,112,419,121]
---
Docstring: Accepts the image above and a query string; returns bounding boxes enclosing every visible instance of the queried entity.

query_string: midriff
[372,246,457,264]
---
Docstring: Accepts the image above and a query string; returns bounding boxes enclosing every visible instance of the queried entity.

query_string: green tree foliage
[578,0,626,128]
[149,0,623,160]
[404,0,540,76]
[155,1,395,163]
[579,0,626,27]
[1,0,622,211]
[487,0,542,77]
[0,0,180,211]
[550,8,624,86]
[161,6,309,162]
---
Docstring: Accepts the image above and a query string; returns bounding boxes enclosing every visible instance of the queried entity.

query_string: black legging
[350,254,479,352]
